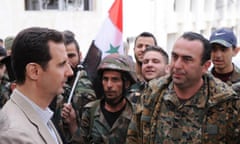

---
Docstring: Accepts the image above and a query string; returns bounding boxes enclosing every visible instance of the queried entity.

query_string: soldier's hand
[61,103,78,134]
[61,103,76,123]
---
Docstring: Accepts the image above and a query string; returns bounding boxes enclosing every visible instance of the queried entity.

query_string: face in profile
[66,42,81,69]
[38,41,73,96]
[134,37,156,63]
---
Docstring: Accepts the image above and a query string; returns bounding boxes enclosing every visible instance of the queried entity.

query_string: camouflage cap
[98,53,137,83]
[4,36,15,50]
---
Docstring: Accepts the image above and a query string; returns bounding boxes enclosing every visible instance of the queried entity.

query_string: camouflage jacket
[70,98,133,144]
[232,81,240,95]
[127,73,240,144]
[230,64,240,95]
[53,69,96,143]
[0,74,10,108]
[211,64,240,85]
[211,64,240,95]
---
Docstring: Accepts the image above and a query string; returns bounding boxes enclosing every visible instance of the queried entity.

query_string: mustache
[104,90,115,94]
[104,91,118,97]
[171,69,185,75]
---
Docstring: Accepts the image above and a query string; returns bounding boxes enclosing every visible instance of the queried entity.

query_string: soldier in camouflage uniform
[0,46,11,108]
[209,28,240,94]
[54,31,96,143]
[0,36,16,108]
[127,32,240,144]
[127,45,169,105]
[0,73,10,108]
[62,53,137,144]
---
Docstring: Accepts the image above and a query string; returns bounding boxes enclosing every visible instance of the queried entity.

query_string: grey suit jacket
[2,90,63,144]
[0,129,36,144]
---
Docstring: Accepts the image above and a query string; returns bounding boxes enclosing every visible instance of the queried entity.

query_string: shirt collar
[14,89,53,125]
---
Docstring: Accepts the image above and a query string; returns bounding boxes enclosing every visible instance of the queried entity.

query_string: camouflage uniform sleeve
[127,84,149,143]
[202,92,240,143]
[223,98,240,142]
[226,99,240,143]
[70,107,92,144]
[0,77,11,108]
[126,85,148,144]
[126,110,142,144]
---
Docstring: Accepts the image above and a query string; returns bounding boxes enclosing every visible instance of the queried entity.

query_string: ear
[124,80,131,89]
[79,51,82,61]
[202,60,211,74]
[233,47,240,57]
[25,63,41,80]
[10,82,17,91]
[164,64,170,74]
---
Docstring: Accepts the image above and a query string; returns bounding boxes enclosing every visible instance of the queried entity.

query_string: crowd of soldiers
[0,27,240,144]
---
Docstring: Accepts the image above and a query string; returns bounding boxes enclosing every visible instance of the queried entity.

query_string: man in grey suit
[0,110,35,144]
[2,27,73,144]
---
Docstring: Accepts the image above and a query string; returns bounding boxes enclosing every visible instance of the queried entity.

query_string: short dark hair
[11,27,64,84]
[143,46,169,64]
[134,32,158,46]
[62,30,80,54]
[0,39,3,43]
[181,32,211,65]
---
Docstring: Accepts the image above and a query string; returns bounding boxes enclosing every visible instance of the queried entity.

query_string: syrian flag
[82,0,123,97]
[95,0,123,58]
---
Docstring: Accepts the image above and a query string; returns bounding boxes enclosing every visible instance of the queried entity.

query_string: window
[25,0,94,11]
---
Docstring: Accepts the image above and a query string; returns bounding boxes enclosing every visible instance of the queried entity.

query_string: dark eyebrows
[58,60,67,66]
[67,53,76,58]
[171,52,193,59]
[171,52,177,56]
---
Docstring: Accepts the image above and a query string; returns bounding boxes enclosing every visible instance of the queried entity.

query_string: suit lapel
[11,91,62,144]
